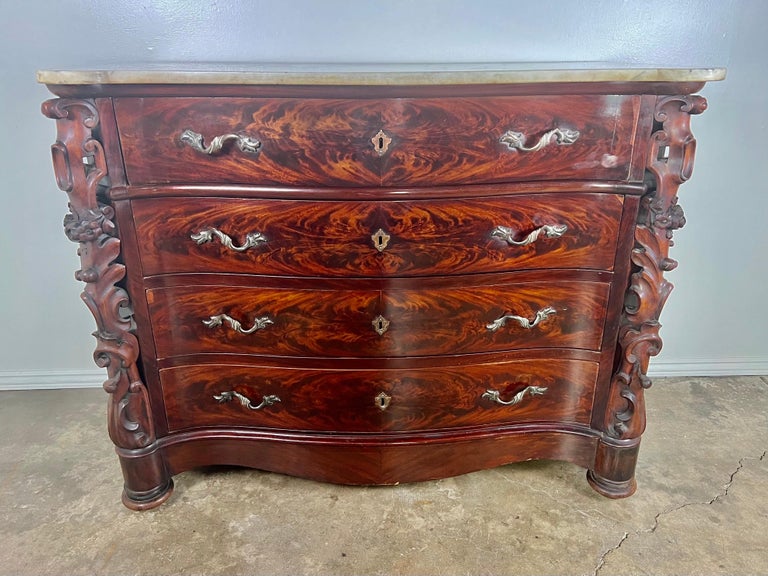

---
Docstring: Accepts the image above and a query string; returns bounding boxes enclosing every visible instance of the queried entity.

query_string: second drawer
[147,280,610,359]
[132,193,624,277]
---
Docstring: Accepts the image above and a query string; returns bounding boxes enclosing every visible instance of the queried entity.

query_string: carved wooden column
[42,99,173,510]
[589,94,708,498]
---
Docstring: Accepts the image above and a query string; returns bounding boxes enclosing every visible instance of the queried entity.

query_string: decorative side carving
[605,95,707,439]
[42,98,156,451]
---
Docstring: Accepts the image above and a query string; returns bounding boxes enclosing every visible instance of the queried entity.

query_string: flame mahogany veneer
[41,71,714,509]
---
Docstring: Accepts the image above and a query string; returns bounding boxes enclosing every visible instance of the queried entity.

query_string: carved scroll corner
[654,94,708,123]
[681,94,708,115]
[41,97,100,128]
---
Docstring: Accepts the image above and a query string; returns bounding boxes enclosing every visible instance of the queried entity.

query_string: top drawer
[114,95,642,187]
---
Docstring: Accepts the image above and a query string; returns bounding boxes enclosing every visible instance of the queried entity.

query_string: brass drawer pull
[214,390,281,411]
[500,127,579,152]
[492,223,568,246]
[482,385,548,406]
[191,227,267,252]
[180,129,262,155]
[486,306,556,332]
[203,314,274,335]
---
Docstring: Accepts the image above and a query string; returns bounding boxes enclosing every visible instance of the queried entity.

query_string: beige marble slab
[37,63,726,86]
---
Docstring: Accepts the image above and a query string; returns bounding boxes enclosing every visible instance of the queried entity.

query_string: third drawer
[146,279,610,359]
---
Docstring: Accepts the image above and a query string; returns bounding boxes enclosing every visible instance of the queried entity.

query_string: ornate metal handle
[203,314,274,334]
[482,385,548,406]
[191,228,267,252]
[486,306,556,332]
[214,390,281,411]
[500,127,579,152]
[180,129,262,155]
[492,224,568,246]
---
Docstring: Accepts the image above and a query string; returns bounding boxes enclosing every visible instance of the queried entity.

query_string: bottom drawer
[161,359,598,433]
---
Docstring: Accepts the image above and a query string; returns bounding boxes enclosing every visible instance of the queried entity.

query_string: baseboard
[647,357,768,377]
[1,359,766,391]
[0,370,105,391]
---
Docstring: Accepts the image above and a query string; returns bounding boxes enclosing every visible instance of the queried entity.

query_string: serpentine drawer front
[146,280,610,358]
[132,193,623,277]
[39,64,723,509]
[114,95,641,186]
[159,359,599,433]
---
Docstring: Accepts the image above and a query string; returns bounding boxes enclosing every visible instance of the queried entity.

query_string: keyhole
[371,129,391,156]
[374,392,391,411]
[371,229,391,252]
[372,314,390,335]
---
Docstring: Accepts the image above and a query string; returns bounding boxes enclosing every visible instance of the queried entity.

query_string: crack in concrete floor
[591,450,767,576]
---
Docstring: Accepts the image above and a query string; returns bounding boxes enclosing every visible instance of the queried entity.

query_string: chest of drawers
[39,65,723,509]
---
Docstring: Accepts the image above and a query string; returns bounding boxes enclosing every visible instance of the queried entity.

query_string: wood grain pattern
[380,96,639,186]
[132,193,624,277]
[160,426,602,486]
[114,95,639,187]
[146,280,610,359]
[160,358,598,432]
[115,97,381,186]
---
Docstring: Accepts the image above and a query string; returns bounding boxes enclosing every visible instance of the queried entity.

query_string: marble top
[37,63,726,86]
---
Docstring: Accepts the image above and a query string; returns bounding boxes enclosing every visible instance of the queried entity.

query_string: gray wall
[1,0,765,388]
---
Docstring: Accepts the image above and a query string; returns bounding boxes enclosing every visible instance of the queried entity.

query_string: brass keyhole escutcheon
[372,315,390,336]
[371,228,391,252]
[371,129,392,156]
[375,392,392,411]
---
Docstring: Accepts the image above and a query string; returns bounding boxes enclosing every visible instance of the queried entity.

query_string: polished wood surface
[47,80,710,99]
[147,280,610,358]
[41,71,715,509]
[160,426,602,486]
[160,358,598,432]
[133,193,623,277]
[115,95,640,186]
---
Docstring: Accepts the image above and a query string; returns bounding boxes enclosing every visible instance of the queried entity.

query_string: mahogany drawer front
[114,95,640,187]
[146,280,610,359]
[160,359,599,433]
[133,193,623,277]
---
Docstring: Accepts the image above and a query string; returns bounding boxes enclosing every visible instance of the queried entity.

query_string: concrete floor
[0,376,766,576]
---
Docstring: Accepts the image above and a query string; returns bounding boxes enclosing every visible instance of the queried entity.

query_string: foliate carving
[43,98,155,450]
[607,322,662,438]
[606,95,707,440]
[638,195,686,241]
[64,204,116,243]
